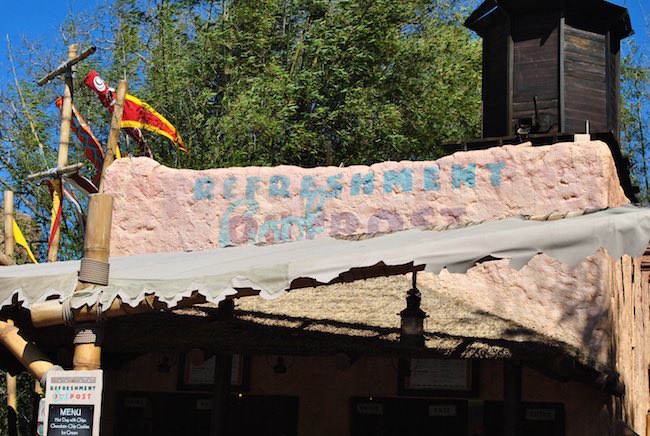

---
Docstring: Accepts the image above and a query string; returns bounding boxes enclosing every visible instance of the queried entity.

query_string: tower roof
[465,0,633,39]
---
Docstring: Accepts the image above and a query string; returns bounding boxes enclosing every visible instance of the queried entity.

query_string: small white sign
[357,403,383,415]
[525,408,556,421]
[428,404,457,417]
[44,370,103,436]
[407,359,471,390]
[123,397,147,408]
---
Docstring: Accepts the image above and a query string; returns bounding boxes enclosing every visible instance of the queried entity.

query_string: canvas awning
[1,204,650,313]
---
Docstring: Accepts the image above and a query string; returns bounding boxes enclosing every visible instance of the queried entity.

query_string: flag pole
[47,44,78,263]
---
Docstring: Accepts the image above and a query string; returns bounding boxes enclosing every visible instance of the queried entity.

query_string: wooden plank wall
[511,13,559,133]
[564,25,608,133]
[607,36,620,138]
[482,18,511,137]
[608,252,650,435]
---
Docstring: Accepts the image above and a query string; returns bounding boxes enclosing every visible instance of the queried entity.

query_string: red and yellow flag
[121,94,187,154]
[56,97,105,185]
[84,70,187,154]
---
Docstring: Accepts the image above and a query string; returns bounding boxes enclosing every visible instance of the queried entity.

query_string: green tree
[621,40,650,203]
[0,0,480,242]
[0,0,483,263]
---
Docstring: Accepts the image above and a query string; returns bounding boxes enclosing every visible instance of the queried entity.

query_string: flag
[12,219,38,264]
[83,70,185,155]
[46,180,63,255]
[55,97,104,185]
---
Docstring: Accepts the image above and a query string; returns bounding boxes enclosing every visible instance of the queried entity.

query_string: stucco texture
[104,140,627,256]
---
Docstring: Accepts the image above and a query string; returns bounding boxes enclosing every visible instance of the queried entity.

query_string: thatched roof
[0,274,610,388]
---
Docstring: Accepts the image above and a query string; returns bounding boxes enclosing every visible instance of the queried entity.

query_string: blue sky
[0,0,648,89]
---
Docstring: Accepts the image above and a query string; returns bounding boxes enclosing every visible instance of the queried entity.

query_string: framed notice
[398,359,478,397]
[179,354,250,391]
[44,369,103,436]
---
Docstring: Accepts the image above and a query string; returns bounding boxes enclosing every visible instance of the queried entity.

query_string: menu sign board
[399,359,478,397]
[44,370,103,436]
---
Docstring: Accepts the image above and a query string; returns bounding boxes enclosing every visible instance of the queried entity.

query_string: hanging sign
[44,370,103,436]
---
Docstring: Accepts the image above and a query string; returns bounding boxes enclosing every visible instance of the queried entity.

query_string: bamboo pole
[0,321,54,382]
[36,46,96,86]
[47,44,78,263]
[72,194,113,370]
[6,321,17,436]
[71,80,126,371]
[0,191,16,264]
[3,194,17,436]
[99,80,127,192]
[32,293,208,327]
[0,252,15,266]
[4,191,14,257]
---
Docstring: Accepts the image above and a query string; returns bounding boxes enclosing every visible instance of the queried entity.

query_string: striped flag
[56,97,104,185]
[46,180,63,255]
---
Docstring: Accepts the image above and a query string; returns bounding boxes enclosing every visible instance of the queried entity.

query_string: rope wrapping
[78,258,110,286]
[39,365,64,389]
[73,324,105,345]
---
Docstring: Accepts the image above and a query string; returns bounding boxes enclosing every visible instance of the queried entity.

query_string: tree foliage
[621,39,650,203]
[0,0,482,263]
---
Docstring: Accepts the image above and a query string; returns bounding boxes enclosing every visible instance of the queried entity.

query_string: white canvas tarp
[1,205,649,312]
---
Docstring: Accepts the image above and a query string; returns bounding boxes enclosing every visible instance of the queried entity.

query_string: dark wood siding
[608,35,620,138]
[482,18,510,137]
[563,24,607,133]
[511,12,560,133]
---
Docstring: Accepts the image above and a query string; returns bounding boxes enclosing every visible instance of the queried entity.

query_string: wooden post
[0,321,54,382]
[7,362,17,436]
[72,194,113,370]
[71,79,126,371]
[4,193,17,436]
[504,360,522,436]
[47,44,78,263]
[99,80,127,192]
[4,191,14,257]
[1,191,16,268]
[209,355,232,436]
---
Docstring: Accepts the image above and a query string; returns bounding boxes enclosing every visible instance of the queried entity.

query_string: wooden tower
[465,0,632,139]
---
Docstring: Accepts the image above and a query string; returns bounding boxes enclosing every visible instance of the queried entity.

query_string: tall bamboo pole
[99,80,127,192]
[5,321,17,436]
[4,191,14,257]
[72,80,127,371]
[3,192,18,436]
[0,321,54,382]
[47,44,78,262]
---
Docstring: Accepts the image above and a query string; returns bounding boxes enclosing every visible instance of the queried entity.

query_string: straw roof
[0,273,604,377]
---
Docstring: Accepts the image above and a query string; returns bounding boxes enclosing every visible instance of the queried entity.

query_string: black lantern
[400,271,427,346]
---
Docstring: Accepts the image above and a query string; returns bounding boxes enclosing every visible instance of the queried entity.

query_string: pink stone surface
[104,140,627,256]
[102,139,630,364]
[420,252,611,362]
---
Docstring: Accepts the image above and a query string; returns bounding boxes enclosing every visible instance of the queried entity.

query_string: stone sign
[104,140,627,256]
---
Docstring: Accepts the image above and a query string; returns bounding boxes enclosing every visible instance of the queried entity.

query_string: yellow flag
[116,144,122,159]
[12,219,38,264]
